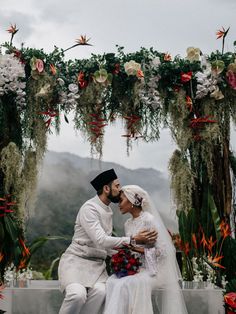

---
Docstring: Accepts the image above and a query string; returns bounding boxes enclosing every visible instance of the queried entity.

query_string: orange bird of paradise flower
[200,232,208,249]
[75,35,92,45]
[220,220,231,239]
[63,35,92,52]
[206,236,217,254]
[191,233,198,249]
[6,23,18,34]
[216,26,230,39]
[164,53,172,61]
[207,253,225,269]
[50,64,57,76]
[0,252,4,263]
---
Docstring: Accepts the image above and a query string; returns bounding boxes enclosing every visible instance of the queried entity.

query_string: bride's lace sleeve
[144,215,167,276]
[144,239,167,276]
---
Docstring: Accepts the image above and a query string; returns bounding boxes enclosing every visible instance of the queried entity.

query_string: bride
[104,185,188,314]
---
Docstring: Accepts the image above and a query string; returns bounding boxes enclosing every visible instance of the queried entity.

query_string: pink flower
[226,70,236,90]
[36,59,44,73]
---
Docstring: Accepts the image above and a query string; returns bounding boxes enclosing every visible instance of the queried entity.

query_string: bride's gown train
[104,211,188,314]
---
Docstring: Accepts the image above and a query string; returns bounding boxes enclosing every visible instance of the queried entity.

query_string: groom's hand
[133,230,158,245]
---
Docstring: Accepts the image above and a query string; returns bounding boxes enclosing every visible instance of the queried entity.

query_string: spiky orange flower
[186,96,193,111]
[220,220,231,239]
[191,233,198,249]
[50,64,57,75]
[216,27,230,39]
[19,238,30,257]
[206,236,217,254]
[200,232,208,248]
[137,69,144,78]
[6,23,18,34]
[207,253,225,269]
[183,242,190,255]
[76,35,91,45]
[164,53,172,61]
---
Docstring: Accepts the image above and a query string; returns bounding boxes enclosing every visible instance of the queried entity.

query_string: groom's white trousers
[59,282,106,314]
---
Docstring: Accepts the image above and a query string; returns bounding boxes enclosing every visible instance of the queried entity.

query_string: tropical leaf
[29,235,69,256]
[4,215,18,243]
[44,256,60,280]
[0,221,5,244]
[222,237,236,281]
[178,211,188,244]
[208,192,221,241]
[229,151,236,176]
[226,278,236,293]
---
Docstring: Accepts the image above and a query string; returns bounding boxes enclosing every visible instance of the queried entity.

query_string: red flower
[181,72,192,83]
[113,63,120,74]
[110,247,141,277]
[77,71,88,89]
[224,292,236,309]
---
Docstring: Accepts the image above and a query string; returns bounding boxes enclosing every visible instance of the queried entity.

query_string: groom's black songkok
[90,169,117,191]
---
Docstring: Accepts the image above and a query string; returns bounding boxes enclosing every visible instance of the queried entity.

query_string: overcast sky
[1,0,236,175]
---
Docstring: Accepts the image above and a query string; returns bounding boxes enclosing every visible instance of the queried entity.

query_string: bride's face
[119,192,133,214]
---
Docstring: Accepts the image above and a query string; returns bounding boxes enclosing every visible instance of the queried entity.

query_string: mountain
[26,151,178,273]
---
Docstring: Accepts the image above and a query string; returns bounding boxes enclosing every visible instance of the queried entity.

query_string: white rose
[124,60,141,76]
[186,47,201,62]
[57,78,65,86]
[151,57,161,68]
[210,86,224,100]
[68,83,78,93]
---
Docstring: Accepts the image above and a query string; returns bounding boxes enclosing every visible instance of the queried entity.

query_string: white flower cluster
[203,260,216,284]
[139,57,163,109]
[195,70,218,99]
[58,79,80,111]
[192,257,204,282]
[0,54,26,106]
[4,263,33,283]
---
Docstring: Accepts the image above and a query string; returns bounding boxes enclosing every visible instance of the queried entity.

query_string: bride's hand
[122,243,144,254]
[133,230,158,245]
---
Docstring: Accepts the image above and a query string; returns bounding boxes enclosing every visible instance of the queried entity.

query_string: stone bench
[1,280,224,314]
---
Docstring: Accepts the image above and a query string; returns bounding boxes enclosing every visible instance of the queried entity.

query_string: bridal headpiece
[121,185,149,209]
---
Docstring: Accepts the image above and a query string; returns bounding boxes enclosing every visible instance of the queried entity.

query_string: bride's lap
[106,269,157,290]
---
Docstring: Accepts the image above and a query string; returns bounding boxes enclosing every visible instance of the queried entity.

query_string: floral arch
[0,26,236,288]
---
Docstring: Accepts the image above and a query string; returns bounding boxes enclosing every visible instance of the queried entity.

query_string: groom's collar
[94,195,111,211]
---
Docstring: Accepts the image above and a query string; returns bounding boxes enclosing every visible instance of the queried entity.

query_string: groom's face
[107,179,121,203]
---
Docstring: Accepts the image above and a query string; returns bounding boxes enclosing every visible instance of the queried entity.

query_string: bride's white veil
[122,185,188,314]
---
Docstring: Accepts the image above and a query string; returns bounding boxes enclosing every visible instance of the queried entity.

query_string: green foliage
[226,278,236,293]
[222,237,236,282]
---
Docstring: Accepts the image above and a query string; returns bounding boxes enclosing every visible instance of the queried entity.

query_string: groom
[58,169,157,314]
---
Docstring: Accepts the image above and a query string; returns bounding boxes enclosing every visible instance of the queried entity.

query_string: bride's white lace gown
[104,211,188,314]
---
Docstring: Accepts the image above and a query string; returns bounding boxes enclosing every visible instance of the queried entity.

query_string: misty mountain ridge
[36,151,178,233]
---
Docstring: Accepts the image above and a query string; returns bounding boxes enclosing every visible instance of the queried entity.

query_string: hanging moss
[0,142,22,194]
[169,149,195,212]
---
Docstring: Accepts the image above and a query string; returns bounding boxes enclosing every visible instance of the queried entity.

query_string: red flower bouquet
[224,292,236,314]
[110,247,142,278]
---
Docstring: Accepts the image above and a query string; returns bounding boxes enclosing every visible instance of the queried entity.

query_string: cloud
[0,10,36,42]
